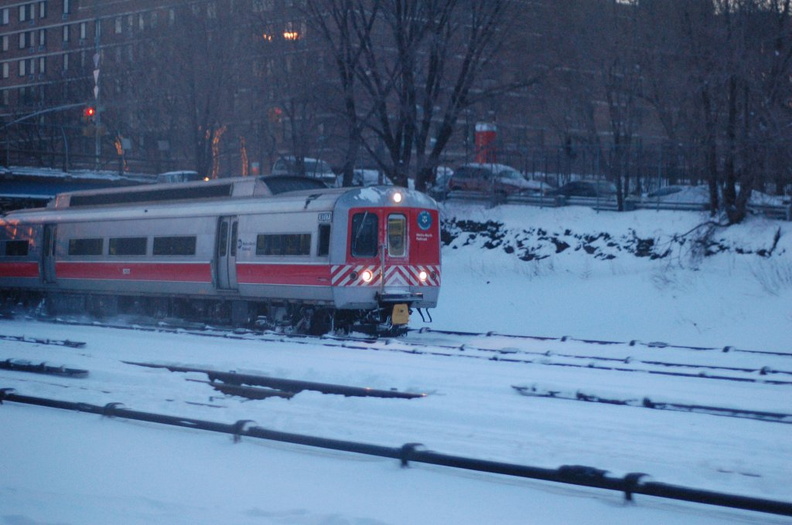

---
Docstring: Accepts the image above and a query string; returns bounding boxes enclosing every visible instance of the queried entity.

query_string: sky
[0,202,790,525]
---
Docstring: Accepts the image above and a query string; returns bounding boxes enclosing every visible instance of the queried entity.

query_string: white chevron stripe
[330,264,440,287]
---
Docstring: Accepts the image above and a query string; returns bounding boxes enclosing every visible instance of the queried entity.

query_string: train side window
[68,238,103,256]
[217,222,228,257]
[109,237,147,256]
[256,233,311,256]
[230,222,238,257]
[387,214,406,257]
[317,224,331,257]
[153,236,196,256]
[351,212,377,258]
[4,240,29,256]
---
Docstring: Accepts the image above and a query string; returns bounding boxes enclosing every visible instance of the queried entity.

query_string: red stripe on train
[55,262,212,282]
[236,263,332,286]
[0,262,40,278]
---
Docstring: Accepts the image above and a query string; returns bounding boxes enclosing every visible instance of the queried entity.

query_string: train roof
[47,175,327,209]
[1,178,436,225]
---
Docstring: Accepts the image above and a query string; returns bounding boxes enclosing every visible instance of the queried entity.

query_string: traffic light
[82,106,96,122]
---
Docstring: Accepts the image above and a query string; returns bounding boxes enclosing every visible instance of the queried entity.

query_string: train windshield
[387,214,406,257]
[351,212,378,258]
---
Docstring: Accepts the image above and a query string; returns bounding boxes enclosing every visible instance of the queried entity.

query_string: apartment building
[1,1,723,189]
[1,0,314,173]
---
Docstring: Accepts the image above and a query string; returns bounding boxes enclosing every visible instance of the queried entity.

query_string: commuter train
[0,176,441,335]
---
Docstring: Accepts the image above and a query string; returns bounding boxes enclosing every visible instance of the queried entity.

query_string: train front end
[331,186,441,333]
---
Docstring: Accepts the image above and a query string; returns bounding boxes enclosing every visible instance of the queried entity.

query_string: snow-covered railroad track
[11,316,792,394]
[123,360,427,399]
[512,384,792,425]
[1,315,791,520]
[36,317,792,386]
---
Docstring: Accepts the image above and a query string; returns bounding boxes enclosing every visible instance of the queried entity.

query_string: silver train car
[0,176,441,334]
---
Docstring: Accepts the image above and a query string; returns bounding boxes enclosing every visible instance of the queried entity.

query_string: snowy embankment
[434,203,791,353]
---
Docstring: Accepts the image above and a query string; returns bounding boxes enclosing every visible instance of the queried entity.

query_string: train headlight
[361,269,374,283]
[418,270,428,282]
[392,191,403,204]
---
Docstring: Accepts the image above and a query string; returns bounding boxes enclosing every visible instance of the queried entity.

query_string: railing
[3,388,792,518]
[444,191,792,221]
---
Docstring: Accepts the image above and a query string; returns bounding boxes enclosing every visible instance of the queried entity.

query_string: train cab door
[216,216,239,290]
[41,224,57,284]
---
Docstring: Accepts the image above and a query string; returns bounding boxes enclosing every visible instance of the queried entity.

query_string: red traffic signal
[82,106,96,121]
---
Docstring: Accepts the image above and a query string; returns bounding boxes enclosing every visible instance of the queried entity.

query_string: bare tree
[653,0,792,223]
[253,4,335,175]
[306,0,516,190]
[109,1,246,178]
[304,0,379,186]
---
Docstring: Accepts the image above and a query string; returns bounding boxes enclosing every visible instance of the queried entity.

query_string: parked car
[271,156,337,186]
[448,163,541,195]
[547,180,617,198]
[428,166,454,200]
[351,168,393,187]
[156,170,205,183]
[644,185,708,203]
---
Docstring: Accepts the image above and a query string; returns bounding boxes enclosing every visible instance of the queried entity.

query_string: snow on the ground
[1,203,791,525]
[436,204,791,352]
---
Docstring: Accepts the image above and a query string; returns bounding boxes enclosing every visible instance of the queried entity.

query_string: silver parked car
[448,163,542,195]
[271,156,337,186]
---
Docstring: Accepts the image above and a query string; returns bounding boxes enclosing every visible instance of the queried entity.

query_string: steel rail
[2,388,791,518]
[123,361,426,399]
[30,318,792,384]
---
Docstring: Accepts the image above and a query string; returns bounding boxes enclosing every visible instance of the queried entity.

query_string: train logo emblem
[417,210,432,231]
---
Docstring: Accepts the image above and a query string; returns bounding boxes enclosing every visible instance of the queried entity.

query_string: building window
[115,16,122,34]
[62,24,69,42]
[1,8,9,25]
[19,33,27,50]
[62,52,68,70]
[63,0,70,15]
[18,60,26,77]
[38,29,46,47]
[2,63,9,79]
[38,56,45,75]
[20,4,35,22]
[1,35,8,52]
[254,0,275,11]
[39,1,47,19]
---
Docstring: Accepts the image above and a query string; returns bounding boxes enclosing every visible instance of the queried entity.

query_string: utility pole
[92,0,102,170]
